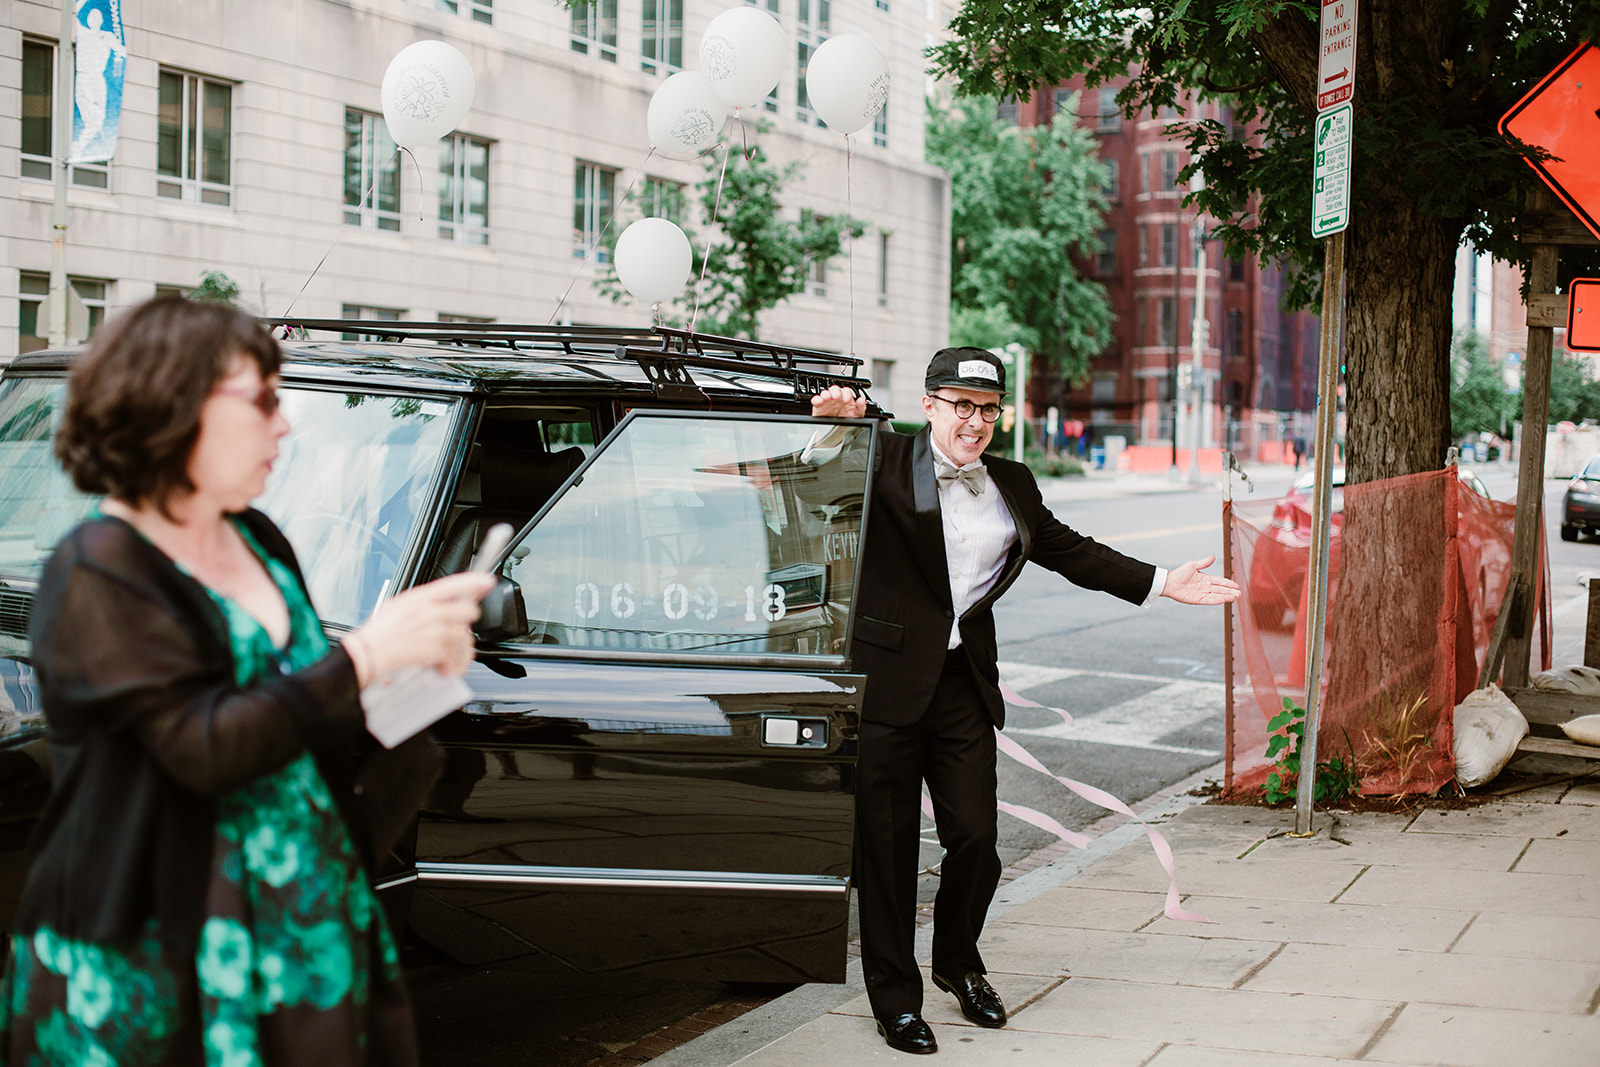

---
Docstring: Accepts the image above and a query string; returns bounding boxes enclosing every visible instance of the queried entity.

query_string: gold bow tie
[936,461,987,496]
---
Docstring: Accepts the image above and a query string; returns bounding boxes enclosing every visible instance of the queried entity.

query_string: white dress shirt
[932,442,1166,649]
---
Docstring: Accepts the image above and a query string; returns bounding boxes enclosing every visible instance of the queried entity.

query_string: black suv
[0,321,882,983]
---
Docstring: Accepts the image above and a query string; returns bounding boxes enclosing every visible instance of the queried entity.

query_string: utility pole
[47,0,73,347]
[1188,220,1210,484]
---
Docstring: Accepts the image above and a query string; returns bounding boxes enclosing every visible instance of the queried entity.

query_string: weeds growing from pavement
[1263,697,1361,805]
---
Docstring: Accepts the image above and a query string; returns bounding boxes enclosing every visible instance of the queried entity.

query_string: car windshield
[0,377,456,628]
[506,413,871,660]
[1582,458,1600,480]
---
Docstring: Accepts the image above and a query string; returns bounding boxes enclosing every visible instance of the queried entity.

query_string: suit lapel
[910,428,954,608]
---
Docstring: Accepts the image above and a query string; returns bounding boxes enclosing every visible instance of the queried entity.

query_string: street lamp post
[1187,220,1211,484]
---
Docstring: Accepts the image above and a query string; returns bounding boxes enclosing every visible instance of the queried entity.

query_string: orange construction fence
[1225,468,1550,796]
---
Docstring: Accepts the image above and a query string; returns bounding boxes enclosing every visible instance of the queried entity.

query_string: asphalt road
[407,473,1248,1066]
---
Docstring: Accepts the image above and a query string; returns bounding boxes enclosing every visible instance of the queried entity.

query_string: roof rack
[262,318,875,404]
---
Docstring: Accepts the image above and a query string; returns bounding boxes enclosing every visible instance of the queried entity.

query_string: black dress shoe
[932,970,1007,1028]
[874,1012,938,1054]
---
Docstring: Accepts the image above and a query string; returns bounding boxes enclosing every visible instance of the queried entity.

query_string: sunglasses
[212,384,282,417]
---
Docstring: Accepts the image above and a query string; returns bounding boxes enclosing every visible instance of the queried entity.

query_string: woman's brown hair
[54,296,282,515]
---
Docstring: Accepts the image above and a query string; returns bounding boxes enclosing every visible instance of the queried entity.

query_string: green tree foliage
[598,143,861,339]
[1449,331,1508,439]
[926,96,1113,383]
[1548,351,1600,426]
[188,271,241,306]
[929,0,1600,484]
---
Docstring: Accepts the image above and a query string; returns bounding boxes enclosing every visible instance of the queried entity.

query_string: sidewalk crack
[1354,1002,1406,1060]
[1443,913,1479,954]
[1329,864,1371,904]
[1507,837,1535,873]
[1230,941,1287,990]
[1008,975,1068,1017]
[1136,1043,1171,1067]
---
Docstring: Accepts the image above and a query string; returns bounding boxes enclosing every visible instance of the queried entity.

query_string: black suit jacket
[849,427,1156,728]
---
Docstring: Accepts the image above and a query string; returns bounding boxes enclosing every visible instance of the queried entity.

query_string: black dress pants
[855,649,1001,1019]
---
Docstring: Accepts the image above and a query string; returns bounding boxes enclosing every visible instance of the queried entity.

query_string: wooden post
[1586,578,1600,670]
[1502,186,1562,687]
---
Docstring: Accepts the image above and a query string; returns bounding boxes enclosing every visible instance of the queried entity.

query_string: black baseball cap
[924,347,1007,395]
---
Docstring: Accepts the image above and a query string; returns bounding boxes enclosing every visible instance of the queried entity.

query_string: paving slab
[998,886,1167,931]
[975,923,1277,988]
[1564,780,1600,805]
[728,1012,1161,1066]
[1243,941,1600,1014]
[1334,864,1600,918]
[1144,1046,1430,1067]
[1143,896,1473,952]
[1450,912,1600,962]
[1072,847,1366,902]
[830,972,1063,1024]
[1407,803,1600,840]
[1012,977,1398,1058]
[1513,834,1600,875]
[1367,1001,1600,1067]
[1247,827,1530,871]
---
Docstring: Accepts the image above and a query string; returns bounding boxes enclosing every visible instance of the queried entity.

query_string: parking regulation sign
[1317,0,1357,110]
[1311,103,1353,238]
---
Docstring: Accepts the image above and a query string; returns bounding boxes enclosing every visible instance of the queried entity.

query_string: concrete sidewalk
[652,766,1600,1067]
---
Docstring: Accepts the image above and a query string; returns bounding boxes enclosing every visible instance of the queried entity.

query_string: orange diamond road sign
[1569,279,1600,352]
[1500,41,1600,241]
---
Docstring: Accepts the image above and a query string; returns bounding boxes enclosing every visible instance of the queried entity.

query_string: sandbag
[1560,714,1600,747]
[1452,684,1529,788]
[1529,665,1600,695]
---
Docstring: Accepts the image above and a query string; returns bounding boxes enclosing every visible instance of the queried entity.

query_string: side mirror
[474,576,528,645]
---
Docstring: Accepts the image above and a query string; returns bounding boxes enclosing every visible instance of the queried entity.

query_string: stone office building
[1,0,950,420]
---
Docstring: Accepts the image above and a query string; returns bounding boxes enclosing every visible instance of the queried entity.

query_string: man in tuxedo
[811,348,1238,1054]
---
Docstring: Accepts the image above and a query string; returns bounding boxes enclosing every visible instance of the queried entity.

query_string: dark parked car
[1561,455,1600,541]
[0,320,884,983]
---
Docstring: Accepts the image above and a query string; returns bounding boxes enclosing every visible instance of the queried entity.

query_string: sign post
[1295,0,1358,837]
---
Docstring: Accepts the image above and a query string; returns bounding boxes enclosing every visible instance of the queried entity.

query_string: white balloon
[381,40,476,149]
[699,6,786,109]
[614,218,694,305]
[647,71,727,160]
[804,34,889,135]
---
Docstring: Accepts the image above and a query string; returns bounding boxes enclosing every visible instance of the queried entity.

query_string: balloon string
[845,133,855,361]
[736,109,756,162]
[689,141,732,334]
[548,147,656,326]
[280,148,393,322]
[404,146,425,221]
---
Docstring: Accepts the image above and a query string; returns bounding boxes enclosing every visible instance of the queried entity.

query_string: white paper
[361,666,472,749]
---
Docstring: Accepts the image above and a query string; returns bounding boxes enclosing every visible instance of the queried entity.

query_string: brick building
[1013,77,1321,467]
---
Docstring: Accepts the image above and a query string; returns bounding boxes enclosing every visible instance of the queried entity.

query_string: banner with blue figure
[69,0,126,164]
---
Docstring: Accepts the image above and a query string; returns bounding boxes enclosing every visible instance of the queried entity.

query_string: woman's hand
[343,572,496,685]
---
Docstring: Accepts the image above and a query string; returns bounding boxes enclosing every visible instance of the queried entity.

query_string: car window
[0,377,96,581]
[259,389,457,627]
[1582,457,1600,480]
[504,412,872,661]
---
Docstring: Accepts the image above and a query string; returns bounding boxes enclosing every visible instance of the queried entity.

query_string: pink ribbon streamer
[999,680,1073,727]
[993,729,1213,924]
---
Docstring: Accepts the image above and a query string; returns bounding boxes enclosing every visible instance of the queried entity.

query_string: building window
[1160,223,1177,268]
[439,134,490,245]
[344,109,401,231]
[796,0,830,123]
[746,0,781,111]
[1159,103,1179,120]
[571,0,619,62]
[1159,151,1178,192]
[642,176,686,223]
[1097,87,1120,132]
[574,162,617,260]
[436,0,492,23]
[1100,158,1119,200]
[18,273,107,353]
[877,232,890,307]
[1226,309,1244,358]
[21,39,110,188]
[1051,88,1077,118]
[872,106,889,148]
[1157,297,1176,347]
[341,303,405,341]
[1096,229,1116,276]
[803,212,829,296]
[642,0,684,74]
[1228,257,1245,283]
[872,358,893,395]
[439,313,494,324]
[1138,227,1148,269]
[158,69,232,205]
[995,97,1019,125]
[1140,154,1149,195]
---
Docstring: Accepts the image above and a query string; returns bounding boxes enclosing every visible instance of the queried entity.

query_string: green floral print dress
[0,522,414,1065]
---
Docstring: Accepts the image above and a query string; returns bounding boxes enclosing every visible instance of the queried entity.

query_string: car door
[412,410,877,983]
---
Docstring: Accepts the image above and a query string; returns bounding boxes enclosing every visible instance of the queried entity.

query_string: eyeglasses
[929,394,1003,423]
[213,384,281,417]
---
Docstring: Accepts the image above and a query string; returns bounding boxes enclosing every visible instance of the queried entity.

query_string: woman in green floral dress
[0,298,492,1065]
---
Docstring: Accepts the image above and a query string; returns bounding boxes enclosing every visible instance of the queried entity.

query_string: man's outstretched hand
[811,385,867,419]
[1161,556,1241,605]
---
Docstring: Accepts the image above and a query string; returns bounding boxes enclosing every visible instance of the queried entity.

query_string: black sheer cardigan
[19,509,440,954]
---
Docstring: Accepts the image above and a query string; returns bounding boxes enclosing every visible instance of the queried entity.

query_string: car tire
[1562,524,1579,542]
